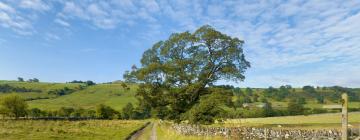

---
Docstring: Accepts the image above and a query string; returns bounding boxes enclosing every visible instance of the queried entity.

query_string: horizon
[1,0,360,88]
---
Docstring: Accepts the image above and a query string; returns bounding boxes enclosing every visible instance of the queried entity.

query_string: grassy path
[128,122,152,140]
[151,122,157,140]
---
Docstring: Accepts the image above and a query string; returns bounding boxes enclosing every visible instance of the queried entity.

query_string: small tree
[262,101,274,117]
[122,103,134,120]
[85,80,96,86]
[28,108,42,118]
[96,104,116,119]
[28,78,39,82]
[245,87,253,96]
[0,94,28,119]
[58,107,75,117]
[17,77,24,82]
[185,91,230,124]
[287,98,305,115]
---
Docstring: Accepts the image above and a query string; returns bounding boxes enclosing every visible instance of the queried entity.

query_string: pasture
[0,120,146,140]
[224,112,360,130]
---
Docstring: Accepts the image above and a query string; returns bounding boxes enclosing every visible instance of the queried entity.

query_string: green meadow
[0,120,146,140]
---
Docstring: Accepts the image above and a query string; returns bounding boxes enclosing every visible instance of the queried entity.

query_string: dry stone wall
[172,124,360,139]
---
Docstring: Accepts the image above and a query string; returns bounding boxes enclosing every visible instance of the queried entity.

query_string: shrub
[0,94,28,119]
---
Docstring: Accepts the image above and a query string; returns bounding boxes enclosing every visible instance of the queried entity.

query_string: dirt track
[128,122,157,140]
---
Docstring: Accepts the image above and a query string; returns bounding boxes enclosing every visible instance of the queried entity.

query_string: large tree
[124,25,250,122]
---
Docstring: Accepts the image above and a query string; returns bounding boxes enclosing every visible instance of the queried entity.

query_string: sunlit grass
[223,112,360,130]
[0,120,146,140]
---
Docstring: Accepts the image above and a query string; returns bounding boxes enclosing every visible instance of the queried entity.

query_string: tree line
[0,84,41,93]
[0,94,146,120]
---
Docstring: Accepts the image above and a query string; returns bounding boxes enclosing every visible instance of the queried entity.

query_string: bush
[0,94,28,119]
[96,104,118,119]
[185,92,228,124]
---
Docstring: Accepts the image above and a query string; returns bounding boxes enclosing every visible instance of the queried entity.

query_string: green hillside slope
[0,81,138,111]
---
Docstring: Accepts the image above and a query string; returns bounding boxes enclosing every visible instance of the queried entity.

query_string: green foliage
[85,80,96,86]
[185,92,229,124]
[0,94,28,119]
[48,87,75,96]
[17,77,24,82]
[28,108,43,117]
[96,104,118,119]
[245,87,253,96]
[263,101,274,117]
[0,84,42,93]
[124,25,250,124]
[122,103,134,119]
[287,98,305,115]
[28,78,39,82]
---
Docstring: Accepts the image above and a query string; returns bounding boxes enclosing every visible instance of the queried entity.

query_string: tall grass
[0,120,146,139]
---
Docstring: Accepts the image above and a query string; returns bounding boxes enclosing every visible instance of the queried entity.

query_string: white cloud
[54,18,70,27]
[0,0,359,86]
[0,5,33,35]
[19,0,50,11]
[45,33,60,41]
[0,2,15,13]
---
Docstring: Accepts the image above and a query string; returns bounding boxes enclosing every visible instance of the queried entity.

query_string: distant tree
[122,103,134,120]
[253,94,259,102]
[276,85,291,101]
[243,96,252,103]
[316,95,325,104]
[71,108,85,118]
[245,87,253,96]
[96,104,117,119]
[58,107,75,117]
[264,86,278,97]
[298,97,306,104]
[28,78,39,82]
[28,108,42,118]
[302,85,316,95]
[263,101,274,117]
[17,77,24,82]
[0,94,28,119]
[287,98,305,115]
[85,80,96,86]
[48,87,74,96]
[32,78,39,82]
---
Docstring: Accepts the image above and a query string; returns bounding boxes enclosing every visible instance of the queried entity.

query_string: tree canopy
[124,25,250,123]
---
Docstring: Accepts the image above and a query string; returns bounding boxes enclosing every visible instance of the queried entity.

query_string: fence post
[341,93,348,140]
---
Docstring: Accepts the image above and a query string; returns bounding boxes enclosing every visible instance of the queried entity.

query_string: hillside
[0,80,359,112]
[0,81,138,111]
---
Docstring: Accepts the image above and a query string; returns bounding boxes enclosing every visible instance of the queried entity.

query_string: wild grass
[223,112,360,130]
[23,83,137,111]
[0,120,146,140]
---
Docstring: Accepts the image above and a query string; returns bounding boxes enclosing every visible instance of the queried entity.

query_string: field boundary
[125,121,151,140]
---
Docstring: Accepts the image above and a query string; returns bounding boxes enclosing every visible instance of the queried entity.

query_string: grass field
[0,120,146,140]
[27,83,138,111]
[0,81,138,111]
[224,112,360,129]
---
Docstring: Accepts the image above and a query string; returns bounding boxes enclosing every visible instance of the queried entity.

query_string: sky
[0,0,360,88]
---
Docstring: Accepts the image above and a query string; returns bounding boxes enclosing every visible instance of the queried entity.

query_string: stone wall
[172,124,360,139]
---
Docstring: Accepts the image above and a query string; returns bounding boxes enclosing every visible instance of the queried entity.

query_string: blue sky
[1,0,360,87]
